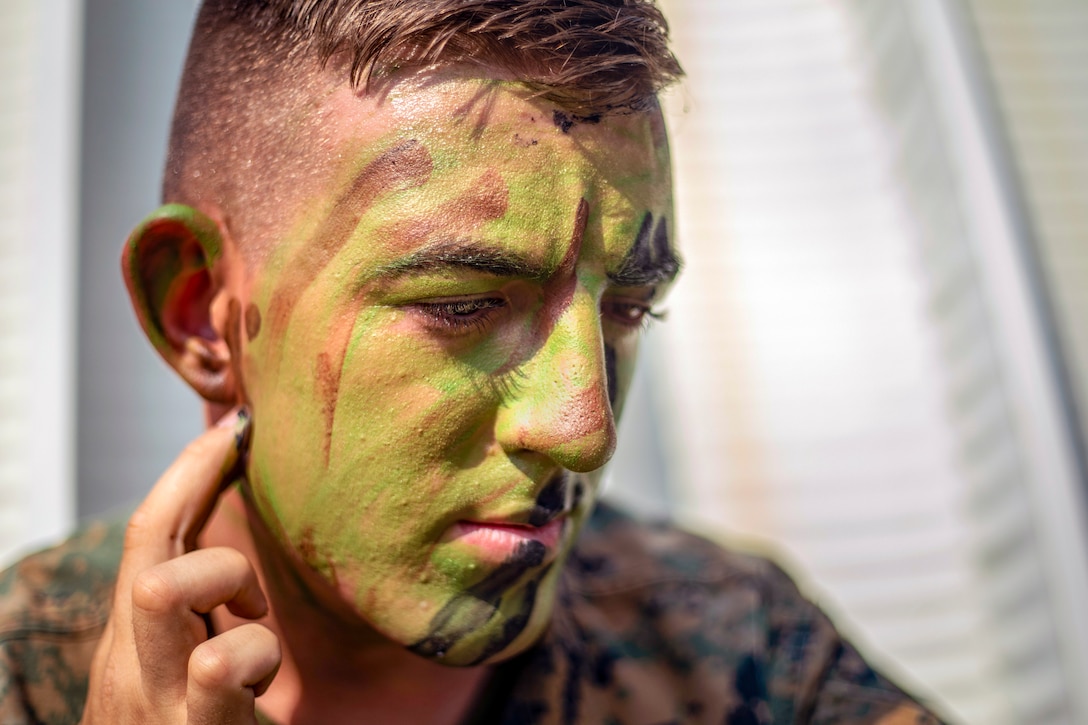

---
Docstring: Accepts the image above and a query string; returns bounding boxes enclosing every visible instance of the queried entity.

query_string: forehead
[324,68,671,181]
[267,69,673,274]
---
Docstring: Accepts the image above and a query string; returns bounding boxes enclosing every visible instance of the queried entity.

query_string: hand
[81,409,281,724]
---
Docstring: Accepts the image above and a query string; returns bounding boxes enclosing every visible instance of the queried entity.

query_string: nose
[494,287,617,472]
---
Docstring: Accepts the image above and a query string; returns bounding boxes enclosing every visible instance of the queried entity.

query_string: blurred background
[1,0,1086,722]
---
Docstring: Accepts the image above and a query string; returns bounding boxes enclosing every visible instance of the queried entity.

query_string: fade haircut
[164,0,683,261]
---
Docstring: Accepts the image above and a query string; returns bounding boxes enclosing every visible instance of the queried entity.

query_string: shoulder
[0,519,124,725]
[567,500,779,596]
[523,503,945,724]
[565,501,809,634]
[562,502,827,664]
[0,519,125,637]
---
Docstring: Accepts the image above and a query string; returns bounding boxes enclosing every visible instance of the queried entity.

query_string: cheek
[233,272,596,652]
[246,317,504,559]
[327,320,504,469]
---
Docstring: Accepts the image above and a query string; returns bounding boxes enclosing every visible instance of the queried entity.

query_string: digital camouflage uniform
[0,503,944,724]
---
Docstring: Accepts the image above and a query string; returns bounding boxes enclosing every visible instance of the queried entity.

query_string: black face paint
[553,110,575,133]
[408,543,548,663]
[610,212,681,287]
[604,343,618,408]
[552,109,602,134]
[571,478,586,512]
[464,580,539,666]
[622,212,655,277]
[529,473,568,527]
[652,214,673,267]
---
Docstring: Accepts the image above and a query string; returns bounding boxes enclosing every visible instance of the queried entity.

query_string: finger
[119,408,251,588]
[186,623,282,725]
[131,547,268,693]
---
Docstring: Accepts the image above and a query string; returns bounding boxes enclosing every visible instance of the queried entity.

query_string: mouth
[440,471,577,567]
[446,518,565,566]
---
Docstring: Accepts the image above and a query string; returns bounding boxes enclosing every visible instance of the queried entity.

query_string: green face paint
[235,70,678,665]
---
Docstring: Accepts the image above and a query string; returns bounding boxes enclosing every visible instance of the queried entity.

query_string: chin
[403,556,564,667]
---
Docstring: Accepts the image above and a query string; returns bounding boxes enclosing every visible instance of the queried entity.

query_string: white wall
[0,0,81,565]
[76,0,202,520]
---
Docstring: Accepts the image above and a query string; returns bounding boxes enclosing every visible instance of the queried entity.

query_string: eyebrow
[370,229,682,287]
[607,213,683,288]
[371,242,549,282]
[607,254,682,287]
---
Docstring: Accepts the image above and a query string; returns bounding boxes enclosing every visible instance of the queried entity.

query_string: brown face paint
[306,165,512,464]
[225,297,250,406]
[555,199,590,289]
[488,197,590,382]
[245,303,262,341]
[314,351,340,466]
[256,141,437,464]
[237,75,675,666]
[263,140,434,378]
[296,524,339,584]
[368,166,510,255]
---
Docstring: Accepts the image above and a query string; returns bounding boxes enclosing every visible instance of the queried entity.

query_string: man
[1,1,943,723]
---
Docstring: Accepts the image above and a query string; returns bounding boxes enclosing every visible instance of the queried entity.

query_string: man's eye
[413,297,506,334]
[601,299,664,329]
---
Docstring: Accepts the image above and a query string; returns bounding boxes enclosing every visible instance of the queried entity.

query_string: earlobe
[122,204,238,403]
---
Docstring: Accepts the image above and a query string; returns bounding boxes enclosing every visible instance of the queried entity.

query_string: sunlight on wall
[653,0,1088,722]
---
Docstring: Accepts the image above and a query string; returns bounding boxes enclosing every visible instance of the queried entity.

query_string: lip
[446,518,565,565]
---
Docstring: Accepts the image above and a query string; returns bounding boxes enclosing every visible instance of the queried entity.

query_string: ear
[122,204,238,403]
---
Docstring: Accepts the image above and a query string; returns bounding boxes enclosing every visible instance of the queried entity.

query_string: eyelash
[413,297,507,333]
[602,299,666,330]
[412,296,666,336]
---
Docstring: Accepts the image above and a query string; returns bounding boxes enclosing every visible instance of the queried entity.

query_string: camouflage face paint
[604,344,618,407]
[232,69,678,665]
[244,303,261,341]
[225,297,250,407]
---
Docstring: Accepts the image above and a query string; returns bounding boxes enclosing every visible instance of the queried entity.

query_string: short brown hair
[164,0,682,258]
[230,0,680,112]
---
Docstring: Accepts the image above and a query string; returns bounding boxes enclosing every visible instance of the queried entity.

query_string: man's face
[231,69,677,665]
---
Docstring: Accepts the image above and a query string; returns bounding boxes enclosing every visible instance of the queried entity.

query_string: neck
[200,485,491,725]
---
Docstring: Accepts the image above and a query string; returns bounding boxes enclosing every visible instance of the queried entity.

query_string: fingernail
[233,406,252,452]
[215,407,252,450]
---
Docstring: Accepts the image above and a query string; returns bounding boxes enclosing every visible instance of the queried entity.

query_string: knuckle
[188,640,234,690]
[247,622,280,653]
[211,547,260,595]
[131,567,181,614]
[214,545,250,573]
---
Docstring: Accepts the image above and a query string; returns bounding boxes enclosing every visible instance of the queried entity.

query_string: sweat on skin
[161,70,680,667]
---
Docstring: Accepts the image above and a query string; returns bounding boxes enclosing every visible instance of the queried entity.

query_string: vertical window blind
[646,0,1088,721]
